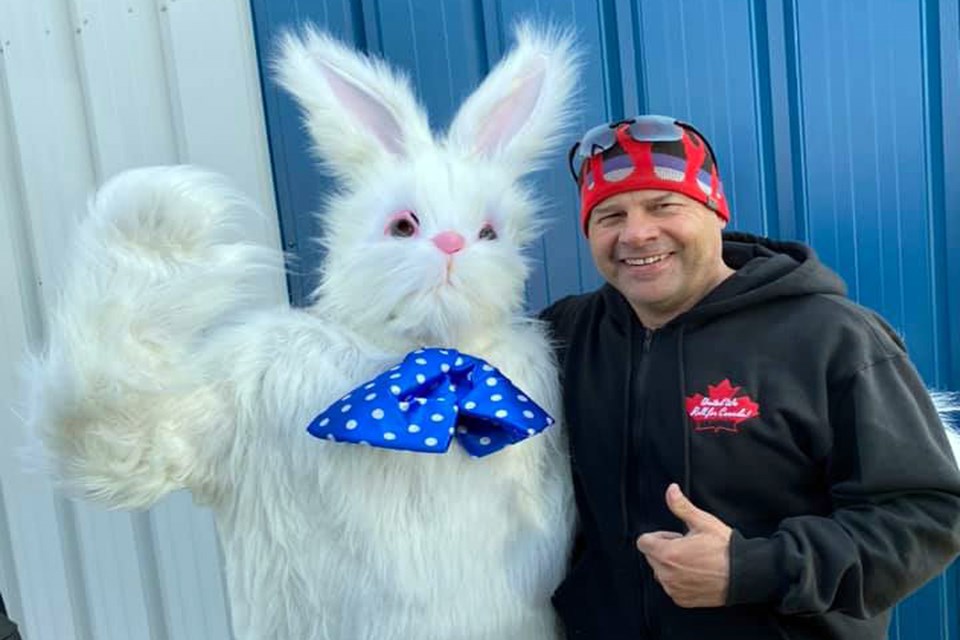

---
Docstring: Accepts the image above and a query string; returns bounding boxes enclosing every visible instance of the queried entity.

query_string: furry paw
[64,164,281,335]
[88,165,263,261]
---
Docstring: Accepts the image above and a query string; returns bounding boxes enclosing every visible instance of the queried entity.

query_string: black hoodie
[543,232,960,639]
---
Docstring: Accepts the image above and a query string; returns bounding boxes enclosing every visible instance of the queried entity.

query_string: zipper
[631,328,655,491]
[619,321,636,535]
[631,328,655,636]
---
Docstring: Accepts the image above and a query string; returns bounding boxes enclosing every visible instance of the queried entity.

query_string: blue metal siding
[249,1,959,636]
[941,0,960,414]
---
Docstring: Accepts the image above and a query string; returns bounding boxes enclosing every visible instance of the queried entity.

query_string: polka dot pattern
[305,348,555,456]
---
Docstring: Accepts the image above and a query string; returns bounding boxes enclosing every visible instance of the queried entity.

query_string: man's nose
[619,212,658,244]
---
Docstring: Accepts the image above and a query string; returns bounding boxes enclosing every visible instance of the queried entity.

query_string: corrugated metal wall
[251,1,960,639]
[2,1,957,638]
[0,1,281,638]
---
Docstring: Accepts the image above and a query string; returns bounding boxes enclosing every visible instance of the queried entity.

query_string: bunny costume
[27,25,579,640]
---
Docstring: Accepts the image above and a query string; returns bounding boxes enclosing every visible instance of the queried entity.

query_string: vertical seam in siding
[131,511,170,640]
[597,0,624,121]
[866,5,888,314]
[154,0,189,163]
[64,0,103,183]
[919,0,947,385]
[246,0,303,305]
[781,0,809,242]
[53,498,94,640]
[627,0,648,112]
[747,0,780,238]
[839,1,860,301]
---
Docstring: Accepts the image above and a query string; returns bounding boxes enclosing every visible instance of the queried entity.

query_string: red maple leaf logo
[685,379,760,433]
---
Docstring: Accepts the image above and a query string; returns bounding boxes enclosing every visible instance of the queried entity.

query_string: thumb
[636,530,683,553]
[665,483,725,532]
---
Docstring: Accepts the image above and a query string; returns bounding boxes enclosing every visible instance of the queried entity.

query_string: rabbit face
[276,24,579,350]
[316,150,534,348]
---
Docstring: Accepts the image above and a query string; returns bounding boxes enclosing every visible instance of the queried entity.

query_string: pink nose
[432,231,465,255]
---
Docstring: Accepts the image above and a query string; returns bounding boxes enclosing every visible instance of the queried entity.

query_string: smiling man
[586,189,734,330]
[542,115,960,639]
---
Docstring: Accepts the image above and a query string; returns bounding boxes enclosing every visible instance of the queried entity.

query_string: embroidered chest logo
[685,379,760,434]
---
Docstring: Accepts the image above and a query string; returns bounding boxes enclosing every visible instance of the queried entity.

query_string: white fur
[27,25,580,640]
[273,26,434,188]
[447,23,580,175]
[930,391,960,465]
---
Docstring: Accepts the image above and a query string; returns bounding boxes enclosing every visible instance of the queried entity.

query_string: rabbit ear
[274,26,433,184]
[447,23,580,174]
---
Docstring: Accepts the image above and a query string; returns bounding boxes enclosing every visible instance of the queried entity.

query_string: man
[543,115,960,638]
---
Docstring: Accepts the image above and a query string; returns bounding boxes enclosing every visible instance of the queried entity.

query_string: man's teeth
[624,254,668,266]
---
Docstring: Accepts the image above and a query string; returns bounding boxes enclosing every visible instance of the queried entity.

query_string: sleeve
[726,354,960,617]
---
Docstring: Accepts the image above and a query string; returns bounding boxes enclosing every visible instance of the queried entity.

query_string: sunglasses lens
[574,116,683,165]
[574,124,618,164]
[627,116,684,142]
[571,116,689,185]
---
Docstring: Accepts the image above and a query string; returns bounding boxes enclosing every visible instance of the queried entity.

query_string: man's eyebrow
[646,193,682,205]
[592,203,624,216]
[594,193,679,215]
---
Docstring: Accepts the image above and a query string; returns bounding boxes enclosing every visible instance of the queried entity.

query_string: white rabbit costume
[27,25,579,640]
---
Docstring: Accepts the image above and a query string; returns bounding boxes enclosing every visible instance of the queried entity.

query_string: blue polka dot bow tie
[306,348,555,457]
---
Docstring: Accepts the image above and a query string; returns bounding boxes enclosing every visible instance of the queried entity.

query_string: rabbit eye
[386,211,420,238]
[478,224,498,241]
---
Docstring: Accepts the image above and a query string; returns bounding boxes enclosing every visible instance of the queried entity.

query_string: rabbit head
[275,24,579,349]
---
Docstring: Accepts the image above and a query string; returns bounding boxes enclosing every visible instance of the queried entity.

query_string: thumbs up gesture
[635,483,733,608]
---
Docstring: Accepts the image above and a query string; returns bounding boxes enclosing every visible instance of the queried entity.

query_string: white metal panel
[150,492,233,640]
[0,3,98,639]
[0,0,96,301]
[0,0,282,637]
[161,0,282,250]
[2,3,163,639]
[70,0,180,176]
[0,150,88,640]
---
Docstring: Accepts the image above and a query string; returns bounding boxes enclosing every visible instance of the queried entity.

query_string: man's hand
[635,483,733,608]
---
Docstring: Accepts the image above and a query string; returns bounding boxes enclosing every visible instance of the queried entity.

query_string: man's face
[586,189,729,326]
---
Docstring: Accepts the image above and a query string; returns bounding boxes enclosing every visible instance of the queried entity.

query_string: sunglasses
[567,115,718,184]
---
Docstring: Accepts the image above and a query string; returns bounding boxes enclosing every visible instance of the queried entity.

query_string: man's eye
[478,224,498,241]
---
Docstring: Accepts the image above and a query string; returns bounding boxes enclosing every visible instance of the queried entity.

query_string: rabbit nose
[432,231,465,255]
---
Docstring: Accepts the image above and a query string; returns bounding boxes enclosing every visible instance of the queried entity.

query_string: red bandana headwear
[577,124,730,233]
